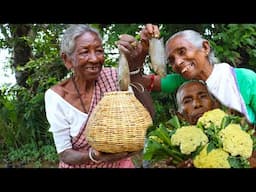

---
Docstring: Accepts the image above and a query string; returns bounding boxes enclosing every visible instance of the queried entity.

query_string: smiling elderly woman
[118,24,256,125]
[44,24,154,168]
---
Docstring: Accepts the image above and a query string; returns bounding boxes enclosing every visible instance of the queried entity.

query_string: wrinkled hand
[116,34,147,71]
[140,23,160,43]
[116,24,160,72]
[176,158,194,168]
[158,157,193,168]
[248,150,256,168]
[139,23,161,54]
[152,157,176,168]
[92,148,139,162]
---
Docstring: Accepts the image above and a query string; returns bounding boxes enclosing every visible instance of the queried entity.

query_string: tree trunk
[10,24,32,88]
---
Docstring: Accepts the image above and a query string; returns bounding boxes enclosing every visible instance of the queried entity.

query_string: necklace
[71,76,87,113]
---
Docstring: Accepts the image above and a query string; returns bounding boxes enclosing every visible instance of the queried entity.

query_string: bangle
[130,82,145,93]
[147,74,155,92]
[89,148,101,164]
[130,68,141,75]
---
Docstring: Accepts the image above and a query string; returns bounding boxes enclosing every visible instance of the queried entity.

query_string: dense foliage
[0,24,255,167]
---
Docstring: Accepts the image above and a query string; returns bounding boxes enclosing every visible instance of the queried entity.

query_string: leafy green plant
[2,143,58,168]
[144,109,255,168]
[209,24,256,69]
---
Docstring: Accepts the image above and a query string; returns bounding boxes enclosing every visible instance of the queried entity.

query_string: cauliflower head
[219,123,253,158]
[197,109,227,129]
[193,145,230,168]
[171,126,208,155]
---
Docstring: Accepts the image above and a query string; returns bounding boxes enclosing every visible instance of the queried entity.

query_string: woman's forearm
[59,148,90,165]
[130,72,162,92]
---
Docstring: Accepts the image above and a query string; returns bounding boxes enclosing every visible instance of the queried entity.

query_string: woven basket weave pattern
[85,91,153,153]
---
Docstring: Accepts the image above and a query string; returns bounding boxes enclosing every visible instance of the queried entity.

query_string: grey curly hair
[60,24,102,57]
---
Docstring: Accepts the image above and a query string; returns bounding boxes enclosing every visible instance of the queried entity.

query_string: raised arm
[117,24,186,93]
[116,24,162,92]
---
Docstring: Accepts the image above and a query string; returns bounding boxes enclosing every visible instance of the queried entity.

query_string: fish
[118,51,130,91]
[148,37,167,77]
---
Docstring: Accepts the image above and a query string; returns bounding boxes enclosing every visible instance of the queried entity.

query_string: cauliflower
[171,126,208,155]
[144,110,255,168]
[219,124,253,158]
[193,145,230,168]
[197,109,227,129]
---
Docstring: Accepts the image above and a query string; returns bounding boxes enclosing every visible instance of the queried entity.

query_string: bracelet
[130,82,145,93]
[130,68,141,75]
[147,74,155,92]
[89,148,101,164]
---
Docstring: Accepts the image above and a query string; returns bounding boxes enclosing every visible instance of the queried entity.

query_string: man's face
[177,82,217,124]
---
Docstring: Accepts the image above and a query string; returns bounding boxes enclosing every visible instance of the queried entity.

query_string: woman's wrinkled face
[166,36,208,80]
[177,82,217,125]
[72,32,104,80]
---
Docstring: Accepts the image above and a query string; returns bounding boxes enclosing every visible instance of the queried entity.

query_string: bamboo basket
[85,91,153,153]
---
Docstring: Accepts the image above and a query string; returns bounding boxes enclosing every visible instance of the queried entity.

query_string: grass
[0,143,59,168]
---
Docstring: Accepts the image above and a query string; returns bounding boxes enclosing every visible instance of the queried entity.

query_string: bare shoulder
[50,79,70,98]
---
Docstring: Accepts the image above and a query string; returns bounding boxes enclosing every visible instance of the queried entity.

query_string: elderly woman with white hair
[44,24,154,168]
[117,24,256,125]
